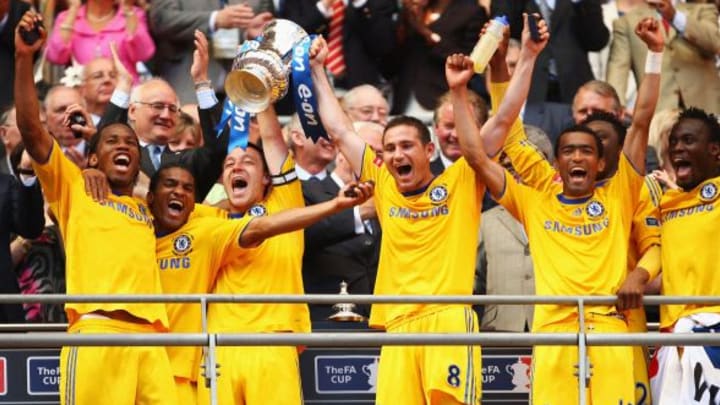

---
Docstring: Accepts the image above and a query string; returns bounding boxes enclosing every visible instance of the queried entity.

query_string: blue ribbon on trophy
[215,38,262,152]
[290,35,329,143]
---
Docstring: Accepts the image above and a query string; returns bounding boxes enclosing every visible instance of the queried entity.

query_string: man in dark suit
[279,0,397,90]
[492,0,609,104]
[0,0,31,110]
[285,115,380,321]
[0,170,44,323]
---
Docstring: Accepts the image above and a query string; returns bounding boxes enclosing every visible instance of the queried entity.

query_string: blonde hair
[648,109,681,169]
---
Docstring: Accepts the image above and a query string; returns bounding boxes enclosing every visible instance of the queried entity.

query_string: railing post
[200,297,218,405]
[577,299,588,405]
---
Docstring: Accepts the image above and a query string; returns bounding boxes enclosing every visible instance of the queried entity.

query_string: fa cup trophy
[224,19,309,113]
[329,281,365,322]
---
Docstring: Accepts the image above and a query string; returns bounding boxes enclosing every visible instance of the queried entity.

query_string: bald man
[81,58,117,125]
[341,85,390,127]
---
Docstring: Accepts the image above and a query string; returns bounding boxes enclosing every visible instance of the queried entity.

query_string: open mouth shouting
[167,198,185,218]
[230,175,249,196]
[672,157,692,180]
[568,166,588,184]
[112,153,132,173]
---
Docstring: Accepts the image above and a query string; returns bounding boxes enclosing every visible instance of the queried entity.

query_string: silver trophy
[328,281,365,322]
[224,19,309,113]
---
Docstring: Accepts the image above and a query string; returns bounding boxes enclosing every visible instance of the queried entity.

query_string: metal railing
[2,293,720,405]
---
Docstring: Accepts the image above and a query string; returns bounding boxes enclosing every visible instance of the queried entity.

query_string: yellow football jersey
[32,140,168,330]
[156,214,252,380]
[626,177,662,332]
[491,81,661,330]
[497,154,642,330]
[207,157,310,333]
[659,176,720,328]
[359,145,483,328]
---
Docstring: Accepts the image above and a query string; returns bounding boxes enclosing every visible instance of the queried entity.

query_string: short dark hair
[582,111,628,146]
[149,162,194,193]
[384,116,432,145]
[88,122,140,155]
[554,125,604,158]
[674,107,720,143]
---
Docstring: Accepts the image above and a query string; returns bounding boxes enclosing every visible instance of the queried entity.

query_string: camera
[68,112,87,139]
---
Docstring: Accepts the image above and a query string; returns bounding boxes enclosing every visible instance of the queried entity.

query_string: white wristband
[644,51,663,74]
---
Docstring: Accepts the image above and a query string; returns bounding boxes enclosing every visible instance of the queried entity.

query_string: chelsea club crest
[172,234,193,255]
[700,183,718,202]
[248,204,268,217]
[586,201,605,218]
[429,185,449,204]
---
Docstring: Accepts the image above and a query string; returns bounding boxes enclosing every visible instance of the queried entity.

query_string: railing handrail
[0,293,716,305]
[0,332,718,348]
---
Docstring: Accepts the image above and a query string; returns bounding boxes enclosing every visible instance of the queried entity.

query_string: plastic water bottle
[469,16,509,74]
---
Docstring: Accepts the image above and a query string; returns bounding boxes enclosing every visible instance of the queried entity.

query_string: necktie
[325,0,346,77]
[150,145,163,170]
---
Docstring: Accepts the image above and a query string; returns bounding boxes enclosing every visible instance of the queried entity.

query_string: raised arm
[14,11,53,163]
[447,54,505,197]
[309,36,366,177]
[240,181,373,247]
[256,105,289,176]
[622,18,663,174]
[479,14,549,157]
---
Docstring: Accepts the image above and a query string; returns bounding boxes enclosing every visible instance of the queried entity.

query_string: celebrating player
[650,107,720,403]
[449,14,661,405]
[14,10,176,405]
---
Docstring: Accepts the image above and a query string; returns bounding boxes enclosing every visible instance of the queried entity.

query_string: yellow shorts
[197,345,302,405]
[376,306,481,405]
[174,377,197,405]
[531,314,634,405]
[60,318,176,405]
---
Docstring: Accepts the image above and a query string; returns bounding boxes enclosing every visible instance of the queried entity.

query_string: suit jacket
[523,102,573,144]
[280,0,397,90]
[301,175,381,321]
[476,205,534,332]
[390,0,486,113]
[149,0,273,103]
[0,174,44,322]
[98,101,229,202]
[0,0,31,110]
[607,3,720,115]
[492,0,609,104]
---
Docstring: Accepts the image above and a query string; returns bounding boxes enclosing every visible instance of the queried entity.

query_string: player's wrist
[644,50,663,74]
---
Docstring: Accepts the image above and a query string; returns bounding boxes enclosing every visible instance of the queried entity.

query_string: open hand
[82,168,110,202]
[191,30,210,83]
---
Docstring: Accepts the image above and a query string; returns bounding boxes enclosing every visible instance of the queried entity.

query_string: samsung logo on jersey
[388,205,449,219]
[99,201,153,227]
[543,218,610,236]
[158,257,191,270]
[662,204,714,223]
